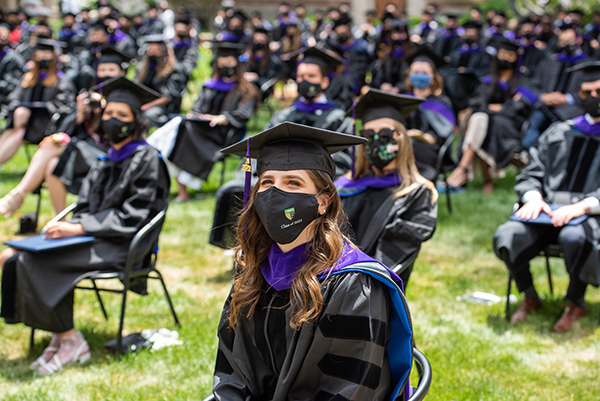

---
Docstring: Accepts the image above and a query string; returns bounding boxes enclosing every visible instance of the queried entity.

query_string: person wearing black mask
[58,12,84,54]
[522,26,588,149]
[0,39,76,167]
[153,41,260,202]
[440,21,491,112]
[494,61,600,333]
[0,76,170,374]
[216,10,249,45]
[0,24,25,108]
[370,21,414,94]
[244,28,282,100]
[432,14,462,61]
[172,18,198,76]
[135,35,187,127]
[0,47,128,218]
[447,39,536,193]
[64,22,112,91]
[516,17,545,78]
[266,46,352,133]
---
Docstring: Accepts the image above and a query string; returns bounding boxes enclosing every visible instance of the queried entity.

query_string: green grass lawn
[1,51,600,398]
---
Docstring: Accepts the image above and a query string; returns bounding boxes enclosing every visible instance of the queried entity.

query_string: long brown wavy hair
[229,169,350,330]
[22,50,59,88]
[354,119,438,203]
[136,44,177,83]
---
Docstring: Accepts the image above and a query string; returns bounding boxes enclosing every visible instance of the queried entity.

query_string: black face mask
[463,37,476,46]
[297,80,322,101]
[101,117,137,144]
[254,186,321,245]
[338,34,350,44]
[96,75,112,83]
[177,33,188,41]
[558,44,577,55]
[582,96,600,118]
[148,55,159,64]
[231,27,244,37]
[392,39,404,47]
[362,128,399,170]
[218,65,237,78]
[90,41,103,48]
[497,59,516,70]
[522,33,534,40]
[38,59,52,70]
[253,42,267,51]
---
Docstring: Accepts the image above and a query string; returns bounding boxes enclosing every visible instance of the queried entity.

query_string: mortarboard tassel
[242,137,252,209]
[350,100,357,179]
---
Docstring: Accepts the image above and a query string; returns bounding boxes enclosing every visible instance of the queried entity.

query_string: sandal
[37,331,91,375]
[0,188,25,218]
[30,334,60,369]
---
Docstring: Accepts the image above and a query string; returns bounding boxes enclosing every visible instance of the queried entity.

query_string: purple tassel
[351,101,357,178]
[242,138,252,209]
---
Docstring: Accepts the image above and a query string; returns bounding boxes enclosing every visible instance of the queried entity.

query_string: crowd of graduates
[1,0,600,388]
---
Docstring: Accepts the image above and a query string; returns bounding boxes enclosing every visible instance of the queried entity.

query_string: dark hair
[92,103,149,142]
[488,52,519,98]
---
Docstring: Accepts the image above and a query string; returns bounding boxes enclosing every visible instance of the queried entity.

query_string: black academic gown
[245,55,283,100]
[339,181,437,284]
[265,101,353,134]
[213,262,409,400]
[1,145,170,333]
[0,50,25,106]
[168,83,258,180]
[138,65,188,127]
[2,75,76,144]
[441,45,491,111]
[173,41,199,77]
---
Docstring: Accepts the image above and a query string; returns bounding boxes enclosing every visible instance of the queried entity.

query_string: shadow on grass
[0,171,27,182]
[207,266,234,284]
[487,299,600,339]
[0,327,137,383]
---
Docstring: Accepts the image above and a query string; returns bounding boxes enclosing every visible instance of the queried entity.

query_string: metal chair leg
[444,176,452,214]
[116,289,128,359]
[505,274,513,320]
[545,255,553,295]
[155,271,180,326]
[30,328,35,350]
[91,279,109,320]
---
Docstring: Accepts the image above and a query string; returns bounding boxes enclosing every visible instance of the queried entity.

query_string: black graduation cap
[253,26,270,35]
[566,61,600,82]
[90,76,161,110]
[98,45,132,66]
[294,46,344,72]
[495,37,519,52]
[213,41,247,58]
[222,122,367,178]
[446,13,459,20]
[462,20,482,30]
[231,10,248,22]
[90,20,109,33]
[346,88,425,124]
[333,14,352,29]
[406,44,445,69]
[34,38,66,51]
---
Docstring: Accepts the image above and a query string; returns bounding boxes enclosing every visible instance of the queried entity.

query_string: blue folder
[5,235,95,253]
[509,204,589,226]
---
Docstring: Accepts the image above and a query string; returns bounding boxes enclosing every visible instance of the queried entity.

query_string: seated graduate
[172,16,199,77]
[370,20,415,94]
[213,122,414,400]
[0,76,170,374]
[493,62,600,332]
[243,27,283,101]
[402,45,456,182]
[446,38,536,193]
[0,39,76,167]
[337,90,438,287]
[159,41,259,201]
[0,23,26,108]
[431,14,461,62]
[135,35,187,128]
[0,47,128,218]
[265,46,352,134]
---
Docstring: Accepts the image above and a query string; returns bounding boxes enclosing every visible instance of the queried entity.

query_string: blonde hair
[354,119,438,203]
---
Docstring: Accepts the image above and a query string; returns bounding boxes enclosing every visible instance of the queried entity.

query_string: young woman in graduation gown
[213,122,414,400]
[446,38,536,193]
[0,77,170,375]
[0,39,76,167]
[0,50,127,217]
[244,28,283,100]
[336,90,438,287]
[402,48,456,182]
[167,42,260,201]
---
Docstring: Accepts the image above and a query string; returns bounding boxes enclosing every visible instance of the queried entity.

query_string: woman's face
[259,169,317,194]
[497,48,517,63]
[102,101,135,122]
[147,42,163,57]
[362,118,400,141]
[216,55,238,69]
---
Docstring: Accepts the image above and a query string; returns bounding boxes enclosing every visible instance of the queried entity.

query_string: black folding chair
[30,203,180,357]
[435,132,457,214]
[200,347,432,401]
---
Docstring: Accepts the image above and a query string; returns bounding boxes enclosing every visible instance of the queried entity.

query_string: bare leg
[37,329,90,375]
[44,156,67,214]
[0,107,31,166]
[480,159,494,194]
[0,247,17,269]
[15,143,63,193]
[176,180,190,202]
[447,145,476,188]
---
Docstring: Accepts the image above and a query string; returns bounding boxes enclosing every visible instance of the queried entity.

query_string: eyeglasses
[359,128,397,141]
[580,89,600,99]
